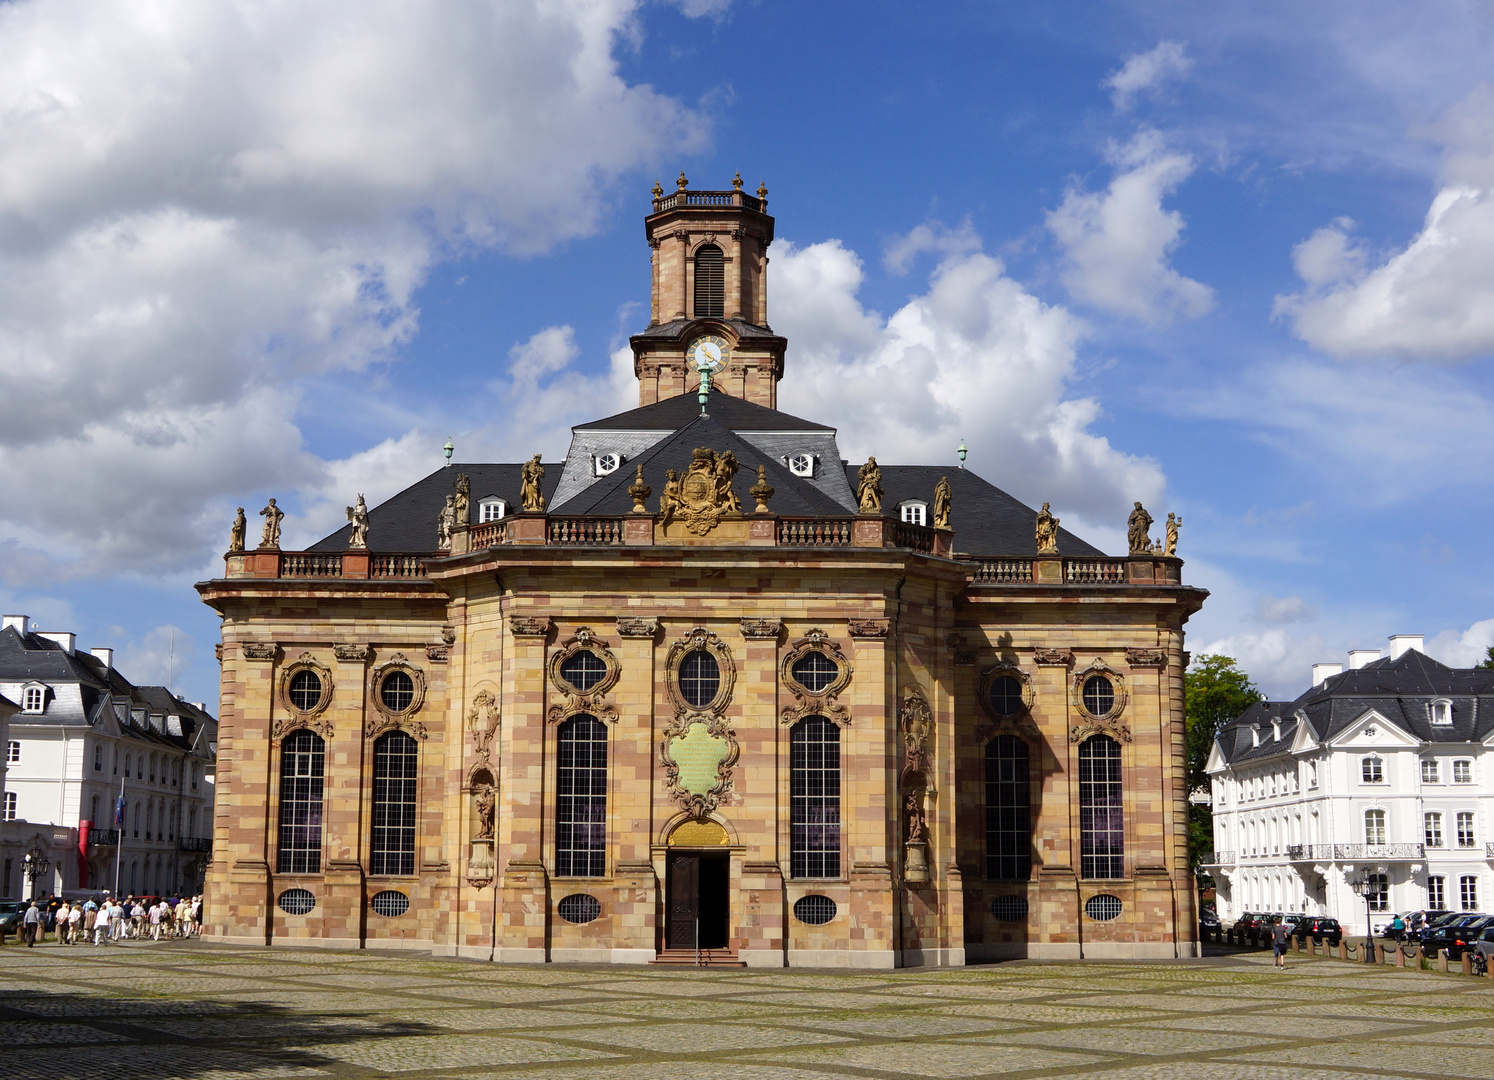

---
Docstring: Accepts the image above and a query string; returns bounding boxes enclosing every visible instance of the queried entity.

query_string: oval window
[370,890,410,918]
[1082,675,1115,717]
[679,649,721,708]
[557,893,602,924]
[791,652,839,693]
[289,670,322,712]
[278,888,316,916]
[1085,894,1123,921]
[988,675,1024,717]
[990,895,1028,922]
[380,671,415,713]
[559,650,608,693]
[793,895,837,926]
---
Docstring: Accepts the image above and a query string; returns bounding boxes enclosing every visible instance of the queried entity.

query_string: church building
[199,177,1207,964]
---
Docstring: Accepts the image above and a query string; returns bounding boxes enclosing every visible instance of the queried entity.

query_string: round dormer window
[595,453,622,477]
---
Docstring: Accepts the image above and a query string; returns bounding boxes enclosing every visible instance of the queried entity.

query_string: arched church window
[679,650,721,709]
[277,730,325,874]
[371,732,418,875]
[1079,735,1124,879]
[693,243,724,318]
[556,715,607,877]
[985,735,1031,881]
[790,717,841,878]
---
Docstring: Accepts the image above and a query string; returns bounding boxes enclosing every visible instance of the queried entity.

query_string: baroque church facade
[200,177,1207,965]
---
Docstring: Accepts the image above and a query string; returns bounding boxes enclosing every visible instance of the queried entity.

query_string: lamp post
[22,843,50,900]
[1347,868,1383,964]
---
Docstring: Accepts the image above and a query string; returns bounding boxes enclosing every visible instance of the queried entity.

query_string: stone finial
[228,507,247,553]
[756,181,768,200]
[749,464,774,513]
[627,463,652,513]
[651,180,663,199]
[1035,502,1059,555]
[676,171,689,190]
[732,172,743,191]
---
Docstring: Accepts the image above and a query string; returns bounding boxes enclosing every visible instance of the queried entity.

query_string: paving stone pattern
[0,942,1490,1079]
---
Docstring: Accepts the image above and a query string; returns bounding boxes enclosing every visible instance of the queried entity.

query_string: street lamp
[22,843,50,899]
[1347,867,1385,964]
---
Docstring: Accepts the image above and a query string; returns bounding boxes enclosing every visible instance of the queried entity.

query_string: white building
[0,614,217,899]
[1205,635,1493,936]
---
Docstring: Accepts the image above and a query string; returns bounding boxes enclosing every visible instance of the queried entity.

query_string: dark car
[0,900,24,939]
[1407,910,1455,942]
[1230,912,1259,937]
[1422,914,1493,959]
[1293,916,1342,946]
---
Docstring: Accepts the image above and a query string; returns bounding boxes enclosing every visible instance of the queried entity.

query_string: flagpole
[113,776,125,898]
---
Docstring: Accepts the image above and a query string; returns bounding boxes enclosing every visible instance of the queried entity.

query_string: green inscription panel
[670,722,730,795]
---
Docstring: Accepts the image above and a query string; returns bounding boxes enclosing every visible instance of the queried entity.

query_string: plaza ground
[2,942,1493,1079]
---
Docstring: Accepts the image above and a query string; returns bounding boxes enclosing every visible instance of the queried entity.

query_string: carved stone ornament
[898,685,933,784]
[848,619,889,639]
[546,628,621,726]
[658,447,743,536]
[660,712,740,819]
[616,616,659,639]
[780,629,853,727]
[365,653,428,739]
[1125,647,1167,669]
[509,616,551,638]
[242,642,278,661]
[467,689,501,766]
[1069,657,1130,743]
[425,645,450,663]
[1033,647,1073,666]
[215,643,224,662]
[442,626,457,645]
[664,627,736,717]
[333,643,368,662]
[273,653,333,740]
[978,665,1036,723]
[739,617,781,640]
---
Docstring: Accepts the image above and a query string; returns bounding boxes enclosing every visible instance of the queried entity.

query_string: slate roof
[629,318,785,345]
[576,392,831,433]
[1213,650,1494,765]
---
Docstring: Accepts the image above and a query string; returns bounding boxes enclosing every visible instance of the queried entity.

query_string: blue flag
[114,794,125,827]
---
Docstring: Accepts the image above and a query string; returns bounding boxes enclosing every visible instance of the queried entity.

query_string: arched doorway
[665,819,730,950]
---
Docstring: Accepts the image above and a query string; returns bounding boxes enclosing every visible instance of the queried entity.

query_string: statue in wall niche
[436,495,455,552]
[1127,501,1154,554]
[228,507,247,553]
[474,783,496,840]
[856,457,883,513]
[520,454,546,512]
[904,790,928,844]
[1035,502,1059,554]
[345,495,369,549]
[257,498,284,549]
[1165,512,1181,557]
[453,473,470,526]
[932,476,952,529]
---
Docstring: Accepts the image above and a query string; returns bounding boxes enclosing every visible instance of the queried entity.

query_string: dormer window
[900,501,927,526]
[477,497,508,523]
[594,452,622,477]
[22,685,44,712]
[786,453,815,477]
[1431,699,1453,725]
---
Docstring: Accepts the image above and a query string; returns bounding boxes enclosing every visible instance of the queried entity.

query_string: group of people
[13,893,203,946]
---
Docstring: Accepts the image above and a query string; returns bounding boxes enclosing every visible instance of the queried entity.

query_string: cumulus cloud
[0,0,711,578]
[883,218,982,275]
[1046,129,1214,325]
[1427,618,1494,668]
[773,236,1165,540]
[1251,594,1317,624]
[1105,40,1193,111]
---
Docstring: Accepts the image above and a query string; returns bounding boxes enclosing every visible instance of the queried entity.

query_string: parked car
[1422,914,1493,959]
[0,900,24,940]
[1405,909,1454,942]
[1293,916,1342,946]
[1470,926,1494,963]
[1230,912,1260,937]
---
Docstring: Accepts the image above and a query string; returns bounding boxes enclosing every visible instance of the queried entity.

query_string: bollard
[1394,943,1404,967]
[1338,940,1348,961]
[1463,952,1473,976]
[1439,949,1450,973]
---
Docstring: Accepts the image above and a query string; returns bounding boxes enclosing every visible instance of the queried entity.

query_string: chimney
[38,631,75,654]
[1348,649,1380,669]
[1250,724,1260,748]
[1389,634,1424,661]
[1311,662,1343,687]
[1,614,29,634]
[91,648,113,672]
[1271,718,1281,742]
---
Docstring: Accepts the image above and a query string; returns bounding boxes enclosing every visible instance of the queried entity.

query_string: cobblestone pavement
[2,942,1491,1079]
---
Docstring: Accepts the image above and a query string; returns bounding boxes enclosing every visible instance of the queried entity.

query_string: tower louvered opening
[693,244,724,318]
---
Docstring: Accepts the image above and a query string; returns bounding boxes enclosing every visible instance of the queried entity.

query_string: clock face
[687,334,729,373]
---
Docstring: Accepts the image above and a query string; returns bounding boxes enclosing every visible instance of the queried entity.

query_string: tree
[1184,655,1263,872]
[1479,645,1494,669]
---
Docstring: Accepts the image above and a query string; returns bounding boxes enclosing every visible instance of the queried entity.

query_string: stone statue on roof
[437,495,455,552]
[453,473,470,526]
[659,469,681,528]
[257,499,284,550]
[1165,512,1181,557]
[520,455,546,512]
[1127,501,1153,554]
[1035,502,1059,555]
[346,495,369,549]
[856,458,883,514]
[228,507,247,553]
[715,450,742,513]
[932,476,952,530]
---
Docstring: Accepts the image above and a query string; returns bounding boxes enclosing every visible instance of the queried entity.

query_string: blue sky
[2,0,1492,707]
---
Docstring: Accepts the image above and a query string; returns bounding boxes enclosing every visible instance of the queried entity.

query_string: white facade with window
[1205,637,1494,937]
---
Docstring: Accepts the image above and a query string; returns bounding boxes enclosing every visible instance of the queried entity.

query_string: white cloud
[1046,129,1214,325]
[1252,594,1317,624]
[773,237,1165,536]
[0,0,711,578]
[1105,40,1193,111]
[883,218,981,275]
[1427,618,1494,668]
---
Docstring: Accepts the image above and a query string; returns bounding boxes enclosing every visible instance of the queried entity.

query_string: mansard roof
[577,391,831,433]
[1213,650,1494,767]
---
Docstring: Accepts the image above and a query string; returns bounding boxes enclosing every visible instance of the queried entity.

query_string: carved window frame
[979,665,1035,723]
[664,626,736,717]
[276,653,334,739]
[546,628,620,725]
[366,653,428,740]
[780,629,853,727]
[1069,658,1130,743]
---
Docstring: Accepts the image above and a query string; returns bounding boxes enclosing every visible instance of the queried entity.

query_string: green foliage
[1479,645,1494,669]
[1184,654,1262,875]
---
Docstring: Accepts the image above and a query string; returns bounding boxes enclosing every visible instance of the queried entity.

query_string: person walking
[21,901,41,947]
[1272,917,1290,969]
[149,901,164,941]
[56,901,71,945]
[67,901,83,944]
[108,898,125,942]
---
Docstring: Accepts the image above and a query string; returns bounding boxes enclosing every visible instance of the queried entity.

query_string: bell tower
[630,173,787,409]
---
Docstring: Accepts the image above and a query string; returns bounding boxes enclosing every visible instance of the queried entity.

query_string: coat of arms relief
[659,448,742,536]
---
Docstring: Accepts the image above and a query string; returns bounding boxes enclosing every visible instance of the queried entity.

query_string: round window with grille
[990,895,1028,922]
[288,670,322,712]
[793,895,837,926]
[1082,675,1115,718]
[380,671,415,713]
[370,890,410,918]
[559,650,608,693]
[988,675,1024,717]
[1085,894,1123,921]
[679,649,721,708]
[557,893,602,924]
[278,888,316,916]
[791,652,839,693]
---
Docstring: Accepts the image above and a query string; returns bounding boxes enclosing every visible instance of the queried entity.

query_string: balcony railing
[282,554,343,577]
[87,829,120,847]
[370,555,428,578]
[1287,844,1424,861]
[778,518,853,546]
[548,518,625,545]
[972,559,1033,584]
[178,836,212,853]
[893,522,935,553]
[470,520,507,548]
[1198,850,1234,866]
[652,189,764,214]
[1065,559,1126,584]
